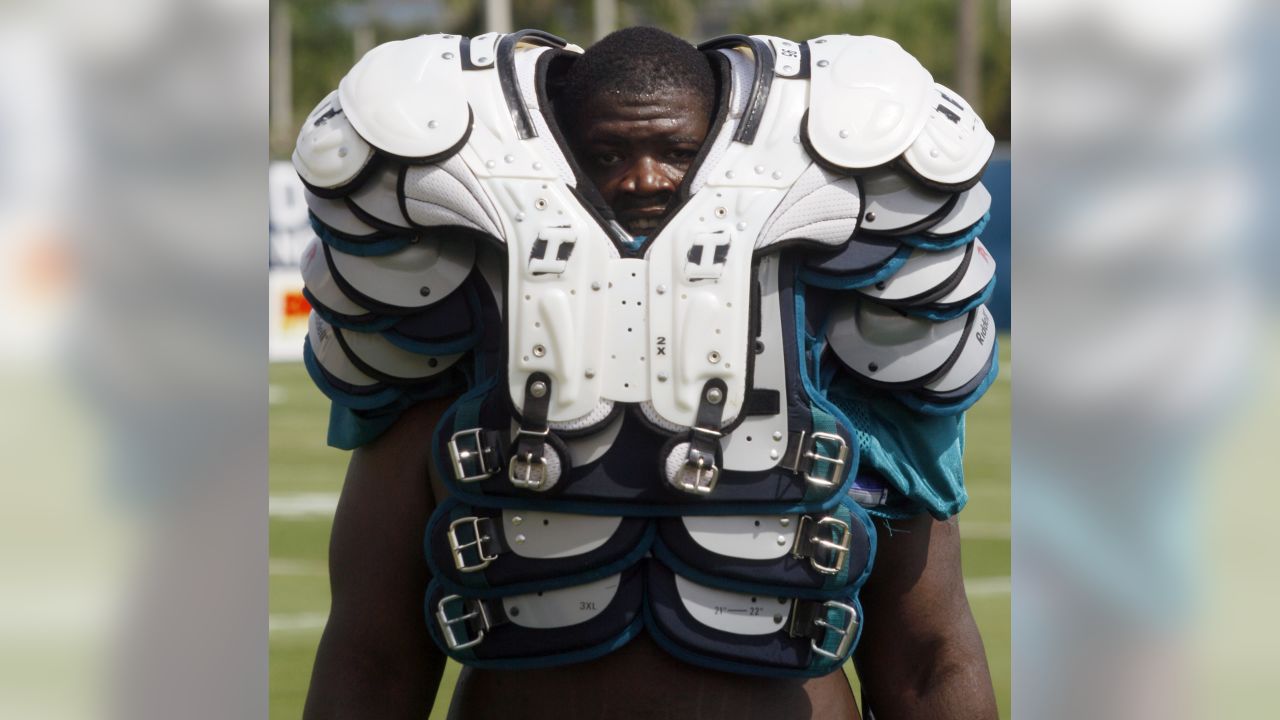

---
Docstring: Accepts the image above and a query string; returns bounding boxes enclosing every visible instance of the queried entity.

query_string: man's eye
[668,149,698,163]
[596,152,622,167]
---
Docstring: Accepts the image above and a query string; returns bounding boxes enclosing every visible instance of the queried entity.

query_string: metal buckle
[435,594,491,650]
[446,517,498,573]
[508,451,549,490]
[809,600,858,660]
[793,516,852,575]
[676,455,720,494]
[448,429,494,483]
[801,432,849,487]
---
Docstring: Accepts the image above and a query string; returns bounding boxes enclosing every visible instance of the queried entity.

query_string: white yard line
[964,576,1011,597]
[268,384,288,405]
[958,521,1012,540]
[269,612,328,634]
[270,559,327,576]
[270,492,340,519]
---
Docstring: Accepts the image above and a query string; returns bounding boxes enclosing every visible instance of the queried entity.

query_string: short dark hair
[561,26,715,112]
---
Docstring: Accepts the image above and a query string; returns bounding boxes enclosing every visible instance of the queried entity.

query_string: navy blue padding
[643,562,811,672]
[652,497,874,599]
[424,498,655,598]
[797,245,912,290]
[424,566,644,664]
[803,236,902,276]
[382,276,485,356]
[309,213,412,256]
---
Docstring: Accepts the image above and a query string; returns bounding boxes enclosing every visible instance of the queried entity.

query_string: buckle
[446,516,498,573]
[676,455,720,494]
[809,600,858,660]
[435,594,491,650]
[801,432,849,487]
[793,515,852,575]
[448,429,494,483]
[508,451,550,489]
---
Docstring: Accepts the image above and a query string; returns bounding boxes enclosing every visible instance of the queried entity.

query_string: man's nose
[620,156,675,196]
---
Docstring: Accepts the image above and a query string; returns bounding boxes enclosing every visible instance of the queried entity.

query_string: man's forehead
[578,90,711,141]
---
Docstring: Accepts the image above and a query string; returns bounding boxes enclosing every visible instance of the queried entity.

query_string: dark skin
[303,87,997,720]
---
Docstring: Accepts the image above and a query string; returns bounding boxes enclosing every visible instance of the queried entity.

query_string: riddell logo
[977,244,992,264]
[975,311,990,345]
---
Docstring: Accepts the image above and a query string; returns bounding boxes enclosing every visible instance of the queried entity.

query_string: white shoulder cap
[293,90,375,193]
[338,34,471,161]
[900,84,994,191]
[805,35,934,171]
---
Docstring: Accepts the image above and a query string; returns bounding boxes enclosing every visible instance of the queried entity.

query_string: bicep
[853,513,995,719]
[304,398,453,719]
[327,398,447,617]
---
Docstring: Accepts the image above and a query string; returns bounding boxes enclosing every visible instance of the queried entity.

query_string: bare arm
[854,513,997,720]
[302,399,453,720]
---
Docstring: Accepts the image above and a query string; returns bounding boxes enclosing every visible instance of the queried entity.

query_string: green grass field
[269,335,1010,718]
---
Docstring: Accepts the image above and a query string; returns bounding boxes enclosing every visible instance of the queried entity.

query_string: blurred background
[267,1,1011,718]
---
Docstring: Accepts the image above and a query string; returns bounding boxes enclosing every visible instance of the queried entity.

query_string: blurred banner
[268,161,312,361]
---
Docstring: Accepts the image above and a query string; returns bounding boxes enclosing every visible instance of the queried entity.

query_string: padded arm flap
[294,90,376,192]
[805,35,934,171]
[826,301,968,387]
[901,84,995,191]
[339,35,471,160]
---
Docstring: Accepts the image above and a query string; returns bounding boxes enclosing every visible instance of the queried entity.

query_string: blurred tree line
[271,0,1009,158]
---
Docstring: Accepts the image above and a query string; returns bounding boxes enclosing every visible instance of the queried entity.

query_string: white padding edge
[308,312,378,387]
[858,244,968,304]
[935,239,995,305]
[926,182,991,236]
[300,237,370,319]
[924,305,994,393]
[860,169,954,234]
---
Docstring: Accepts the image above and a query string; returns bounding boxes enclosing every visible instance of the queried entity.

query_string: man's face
[571,88,712,237]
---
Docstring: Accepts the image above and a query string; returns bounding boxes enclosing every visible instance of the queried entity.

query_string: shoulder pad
[860,170,956,235]
[300,236,380,327]
[924,182,991,237]
[293,90,376,195]
[805,35,934,171]
[402,156,503,238]
[756,165,861,249]
[316,235,476,315]
[804,236,901,277]
[933,239,996,308]
[347,163,412,230]
[917,305,995,395]
[306,312,382,393]
[308,312,462,390]
[338,35,471,161]
[900,84,994,192]
[857,243,971,306]
[826,301,969,387]
[304,189,379,239]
